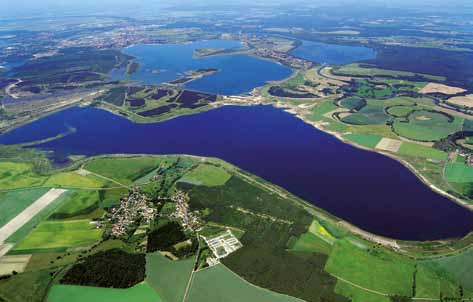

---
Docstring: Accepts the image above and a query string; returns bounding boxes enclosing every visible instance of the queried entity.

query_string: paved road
[0,188,66,243]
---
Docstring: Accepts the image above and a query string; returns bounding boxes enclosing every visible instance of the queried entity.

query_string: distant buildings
[253,48,312,69]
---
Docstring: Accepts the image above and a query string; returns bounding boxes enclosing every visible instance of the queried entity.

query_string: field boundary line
[182,252,200,302]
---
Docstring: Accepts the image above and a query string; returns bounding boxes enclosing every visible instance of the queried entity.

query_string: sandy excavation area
[376,138,403,152]
[420,83,466,95]
[447,94,473,108]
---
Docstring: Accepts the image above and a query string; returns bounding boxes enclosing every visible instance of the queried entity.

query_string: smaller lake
[111,40,292,95]
[290,40,377,65]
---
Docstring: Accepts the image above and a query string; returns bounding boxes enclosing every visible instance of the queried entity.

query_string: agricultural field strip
[0,188,66,244]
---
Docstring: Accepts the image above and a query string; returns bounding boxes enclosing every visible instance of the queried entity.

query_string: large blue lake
[1,105,473,241]
[111,40,292,95]
[290,40,377,65]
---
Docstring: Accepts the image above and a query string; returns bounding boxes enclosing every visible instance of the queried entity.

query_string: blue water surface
[1,105,473,241]
[111,40,292,95]
[290,40,377,65]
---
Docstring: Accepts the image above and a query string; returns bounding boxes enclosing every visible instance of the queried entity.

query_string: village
[108,187,157,237]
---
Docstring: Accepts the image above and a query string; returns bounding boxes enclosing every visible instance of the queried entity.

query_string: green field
[427,247,473,291]
[188,264,301,302]
[179,164,231,186]
[325,240,415,296]
[289,232,332,255]
[5,192,69,244]
[0,162,46,190]
[47,282,161,302]
[14,219,103,251]
[386,105,415,117]
[289,220,334,255]
[44,172,106,188]
[393,111,463,141]
[146,252,195,302]
[334,280,390,302]
[339,97,365,111]
[52,190,100,218]
[0,161,106,190]
[0,269,51,302]
[415,262,460,298]
[344,133,382,148]
[0,188,49,228]
[306,100,338,121]
[397,142,448,161]
[333,63,444,81]
[350,81,394,99]
[445,163,473,183]
[340,103,390,125]
[84,156,164,184]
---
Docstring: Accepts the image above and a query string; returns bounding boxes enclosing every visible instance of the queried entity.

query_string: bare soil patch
[375,138,403,152]
[0,254,31,275]
[447,94,473,108]
[420,83,466,95]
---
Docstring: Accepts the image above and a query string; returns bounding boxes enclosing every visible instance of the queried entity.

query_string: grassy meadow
[14,219,103,251]
[179,164,231,186]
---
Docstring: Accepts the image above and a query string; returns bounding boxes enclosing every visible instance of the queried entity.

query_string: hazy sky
[3,0,473,19]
